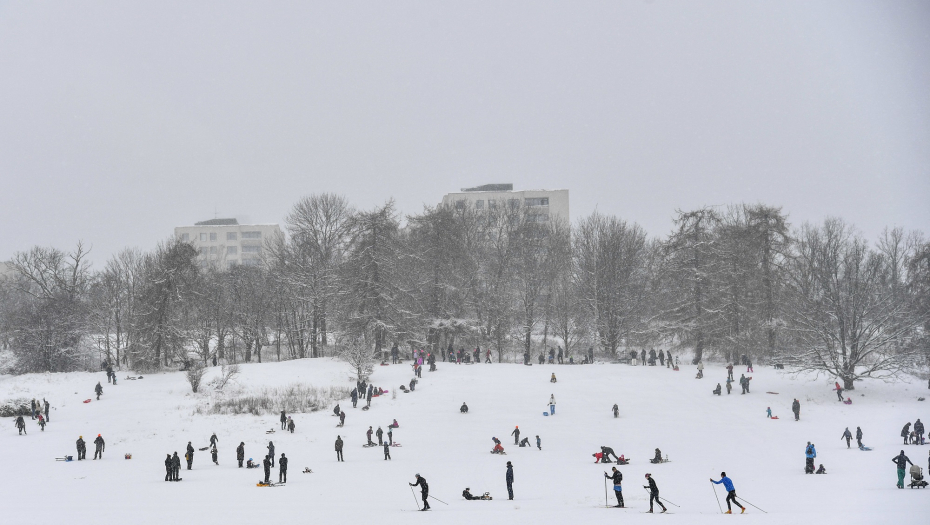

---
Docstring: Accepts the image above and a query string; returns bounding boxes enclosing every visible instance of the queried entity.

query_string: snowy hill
[2,358,926,524]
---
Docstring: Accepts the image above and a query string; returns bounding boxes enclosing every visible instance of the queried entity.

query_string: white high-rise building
[440,183,569,224]
[174,218,282,269]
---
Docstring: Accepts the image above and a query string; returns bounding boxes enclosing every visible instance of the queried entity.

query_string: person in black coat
[792,399,801,421]
[262,455,271,484]
[171,452,181,480]
[505,461,514,500]
[841,428,852,448]
[185,442,194,469]
[95,382,103,400]
[893,450,913,488]
[376,426,384,445]
[211,445,218,465]
[511,426,520,445]
[267,441,275,467]
[237,442,245,467]
[351,388,358,408]
[76,436,86,460]
[209,433,218,447]
[335,436,344,462]
[643,473,667,513]
[280,410,287,430]
[601,446,619,463]
[410,474,430,510]
[15,416,26,435]
[164,454,173,481]
[279,453,288,483]
[383,441,391,460]
[605,467,624,507]
[461,402,469,413]
[94,434,105,460]
[915,419,925,444]
[901,423,911,445]
[856,427,863,449]
[713,383,722,395]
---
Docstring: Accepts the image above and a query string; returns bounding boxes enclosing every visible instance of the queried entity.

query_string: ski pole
[642,487,680,508]
[734,494,767,514]
[409,485,420,510]
[428,495,449,506]
[604,475,609,507]
[710,482,723,514]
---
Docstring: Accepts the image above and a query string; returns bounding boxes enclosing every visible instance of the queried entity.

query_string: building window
[475,200,484,209]
[242,245,261,254]
[227,232,238,241]
[209,232,217,242]
[209,246,218,255]
[242,231,262,239]
[488,199,497,209]
[508,198,520,209]
[525,197,549,206]
[200,233,208,242]
[227,246,238,255]
[242,259,261,267]
[528,213,550,223]
[180,233,189,242]
[455,200,466,210]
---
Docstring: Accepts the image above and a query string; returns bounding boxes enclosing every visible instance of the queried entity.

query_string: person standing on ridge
[605,466,624,507]
[711,472,745,514]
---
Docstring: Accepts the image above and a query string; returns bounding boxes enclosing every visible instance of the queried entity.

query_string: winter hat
[507,461,512,466]
[98,434,101,437]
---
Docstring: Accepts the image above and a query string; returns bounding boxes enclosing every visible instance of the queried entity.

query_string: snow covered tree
[338,337,375,381]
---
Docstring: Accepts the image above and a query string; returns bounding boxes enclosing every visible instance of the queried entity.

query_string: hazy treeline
[0,195,927,389]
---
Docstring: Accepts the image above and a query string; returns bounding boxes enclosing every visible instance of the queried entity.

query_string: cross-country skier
[643,473,667,513]
[410,474,430,510]
[892,450,913,488]
[384,441,391,460]
[805,442,816,474]
[185,441,194,469]
[792,399,801,421]
[335,435,344,462]
[237,442,245,467]
[94,434,105,460]
[14,416,26,435]
[856,427,863,449]
[267,441,275,467]
[95,382,103,400]
[511,426,520,445]
[76,436,86,460]
[263,455,271,484]
[612,404,619,418]
[506,461,514,500]
[711,472,745,513]
[605,467,624,507]
[279,453,288,483]
[842,428,852,449]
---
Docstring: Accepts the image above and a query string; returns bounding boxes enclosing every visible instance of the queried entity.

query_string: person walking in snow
[335,435,344,462]
[209,433,218,448]
[279,453,288,483]
[505,461,514,500]
[696,360,704,379]
[549,394,556,415]
[76,436,86,460]
[536,435,541,450]
[842,428,852,449]
[237,442,245,468]
[262,455,271,484]
[892,450,913,488]
[915,419,925,445]
[726,363,734,381]
[37,414,46,431]
[94,434,105,460]
[856,427,863,449]
[711,472,745,514]
[280,410,287,430]
[367,384,373,407]
[44,399,50,422]
[557,346,563,364]
[835,382,844,402]
[14,416,26,435]
[211,445,218,465]
[805,442,816,474]
[605,466,624,507]
[511,426,520,445]
[30,399,36,419]
[185,441,194,469]
[901,423,911,445]
[376,426,384,445]
[164,454,173,481]
[338,411,346,427]
[95,381,103,400]
[725,378,732,394]
[383,441,391,460]
[288,416,295,433]
[267,441,275,467]
[739,374,747,394]
[792,399,801,421]
[612,404,619,418]
[410,474,431,511]
[367,426,374,446]
[643,473,667,513]
[351,387,358,408]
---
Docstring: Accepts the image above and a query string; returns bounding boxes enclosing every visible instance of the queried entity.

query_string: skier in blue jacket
[711,472,745,514]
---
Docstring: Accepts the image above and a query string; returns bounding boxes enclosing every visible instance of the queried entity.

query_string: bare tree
[338,338,375,381]
[186,361,207,393]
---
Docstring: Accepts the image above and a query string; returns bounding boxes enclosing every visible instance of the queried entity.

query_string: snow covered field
[2,358,927,524]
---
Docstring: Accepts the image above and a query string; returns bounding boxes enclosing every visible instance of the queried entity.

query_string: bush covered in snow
[194,383,350,416]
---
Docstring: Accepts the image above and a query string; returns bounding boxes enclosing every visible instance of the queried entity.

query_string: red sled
[83,399,92,403]
[770,416,779,419]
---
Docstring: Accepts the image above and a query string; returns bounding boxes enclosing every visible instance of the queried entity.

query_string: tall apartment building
[174,218,283,269]
[440,183,569,224]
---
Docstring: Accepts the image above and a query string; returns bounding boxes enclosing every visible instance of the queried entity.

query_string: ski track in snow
[1,358,927,524]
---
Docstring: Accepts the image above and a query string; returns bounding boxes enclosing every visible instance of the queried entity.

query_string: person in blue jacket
[711,472,745,514]
[805,442,816,474]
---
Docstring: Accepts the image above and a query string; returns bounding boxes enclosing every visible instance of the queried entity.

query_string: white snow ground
[2,358,927,524]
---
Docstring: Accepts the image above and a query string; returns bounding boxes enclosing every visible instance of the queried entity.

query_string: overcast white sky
[1,1,928,265]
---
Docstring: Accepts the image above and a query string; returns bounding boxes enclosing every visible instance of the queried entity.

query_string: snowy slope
[1,358,927,524]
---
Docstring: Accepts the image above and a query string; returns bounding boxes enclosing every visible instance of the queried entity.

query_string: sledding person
[367,426,374,446]
[805,442,816,474]
[262,455,271,484]
[605,467,624,507]
[549,394,556,415]
[171,452,181,480]
[351,388,358,408]
[15,415,26,435]
[710,472,745,514]
[902,423,911,445]
[333,404,341,417]
[410,474,430,511]
[376,426,384,445]
[335,436,344,462]
[185,441,194,469]
[792,399,801,421]
[95,382,103,400]
[550,373,557,383]
[650,448,663,464]
[287,417,295,433]
[338,411,346,427]
[643,473,667,513]
[601,446,619,463]
[511,426,520,445]
[519,437,530,447]
[383,441,391,460]
[76,436,86,460]
[279,453,288,483]
[842,428,852,449]
[892,450,913,488]
[460,402,469,413]
[612,404,619,418]
[766,407,772,419]
[713,383,721,395]
[164,454,172,481]
[856,427,864,449]
[816,464,827,474]
[37,415,46,431]
[505,461,514,500]
[237,442,245,468]
[267,441,275,467]
[491,437,505,454]
[389,419,399,428]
